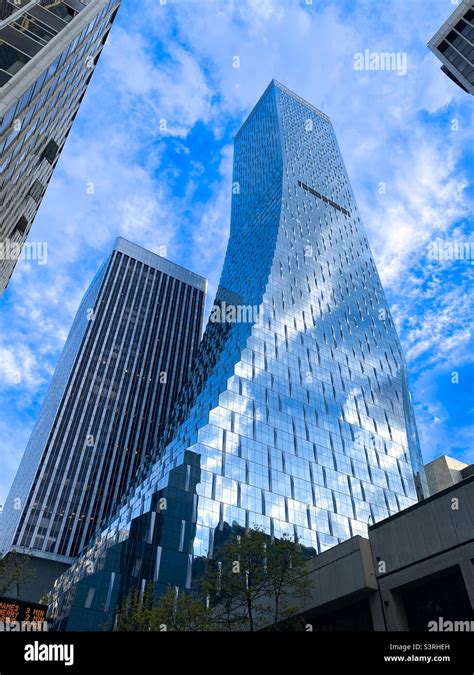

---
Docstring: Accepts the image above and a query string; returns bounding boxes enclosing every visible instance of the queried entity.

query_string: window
[0,40,30,75]
[40,139,59,164]
[41,1,76,23]
[0,1,22,22]
[84,587,95,609]
[0,70,10,86]
[29,179,44,203]
[14,216,28,236]
[13,13,57,46]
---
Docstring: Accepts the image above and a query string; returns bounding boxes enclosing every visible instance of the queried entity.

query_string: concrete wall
[425,455,469,494]
[263,477,474,631]
[369,477,474,630]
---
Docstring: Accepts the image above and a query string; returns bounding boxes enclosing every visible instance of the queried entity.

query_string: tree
[114,527,314,632]
[146,587,213,632]
[200,559,248,632]
[115,586,213,632]
[114,586,154,631]
[0,551,35,598]
[202,527,273,631]
[265,534,313,628]
[203,527,313,631]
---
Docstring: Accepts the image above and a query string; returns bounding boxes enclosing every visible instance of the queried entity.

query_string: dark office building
[428,0,473,94]
[0,238,206,597]
[0,0,121,294]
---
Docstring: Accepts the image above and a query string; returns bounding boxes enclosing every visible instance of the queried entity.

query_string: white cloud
[105,28,213,137]
[191,144,233,305]
[1,0,472,501]
[363,135,469,286]
[0,344,46,390]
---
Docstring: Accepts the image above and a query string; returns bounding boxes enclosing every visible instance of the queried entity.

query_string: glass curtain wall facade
[0,0,121,294]
[0,238,206,565]
[428,0,473,94]
[50,81,427,631]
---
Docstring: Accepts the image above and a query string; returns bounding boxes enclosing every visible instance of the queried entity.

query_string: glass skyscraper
[0,0,121,294]
[50,81,427,630]
[0,238,206,588]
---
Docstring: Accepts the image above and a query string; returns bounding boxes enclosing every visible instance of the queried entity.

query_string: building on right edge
[425,454,473,495]
[428,0,473,94]
[49,80,428,631]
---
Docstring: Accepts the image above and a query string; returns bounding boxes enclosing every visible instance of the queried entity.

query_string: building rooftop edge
[425,454,469,468]
[235,79,331,139]
[113,237,207,293]
[427,0,471,48]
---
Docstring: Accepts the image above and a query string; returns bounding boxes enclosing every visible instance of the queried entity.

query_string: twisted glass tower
[50,81,427,630]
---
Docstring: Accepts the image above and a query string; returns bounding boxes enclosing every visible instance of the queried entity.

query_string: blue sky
[0,0,473,505]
